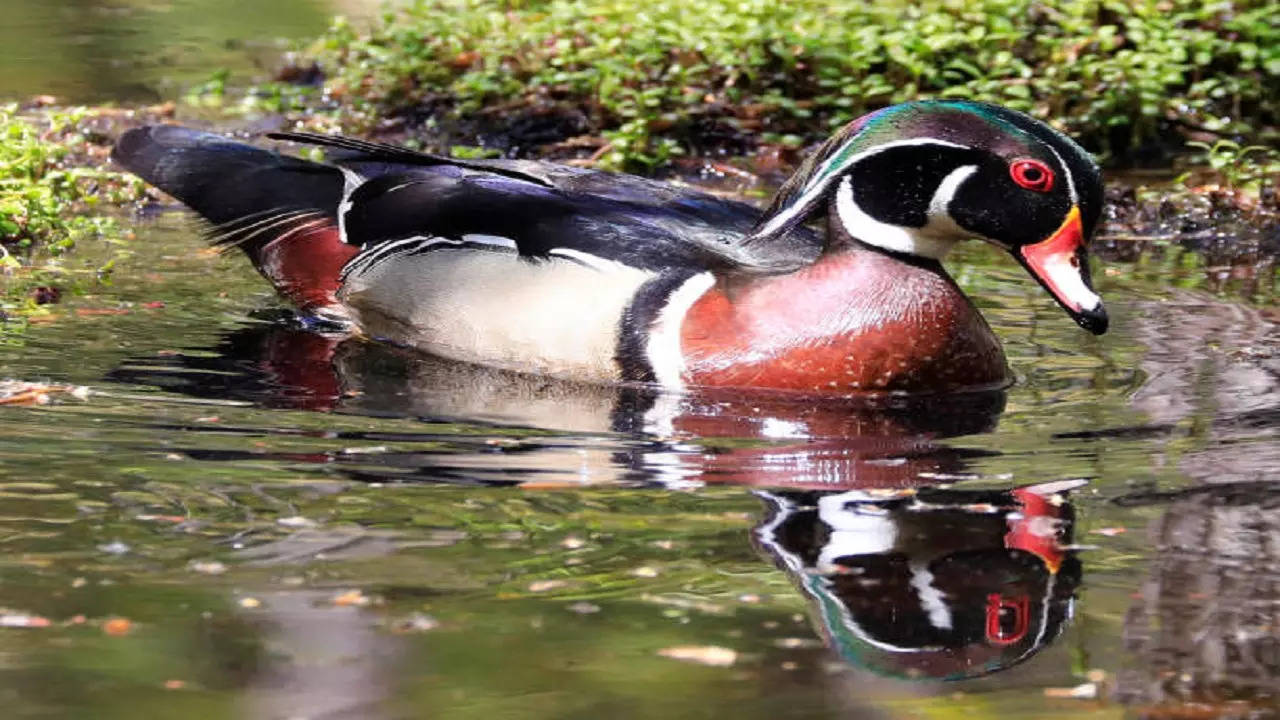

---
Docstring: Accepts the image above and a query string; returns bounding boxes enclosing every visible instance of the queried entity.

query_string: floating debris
[188,560,227,575]
[527,579,569,593]
[0,612,51,628]
[631,566,659,578]
[332,589,372,607]
[1044,682,1099,700]
[0,380,90,406]
[1091,527,1127,536]
[560,536,586,550]
[238,597,262,609]
[774,637,823,649]
[277,516,317,529]
[102,617,133,636]
[389,613,439,633]
[97,541,130,555]
[567,602,600,614]
[657,645,738,667]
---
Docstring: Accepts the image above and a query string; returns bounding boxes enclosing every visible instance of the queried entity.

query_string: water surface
[0,3,1278,717]
[0,211,1275,718]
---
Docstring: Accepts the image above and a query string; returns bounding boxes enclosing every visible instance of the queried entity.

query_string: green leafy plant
[278,0,1277,170]
[1185,139,1279,195]
[0,105,144,311]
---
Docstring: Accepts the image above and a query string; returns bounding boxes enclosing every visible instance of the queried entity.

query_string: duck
[112,100,1106,395]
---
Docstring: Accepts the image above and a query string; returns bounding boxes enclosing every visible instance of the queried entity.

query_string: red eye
[1010,158,1054,192]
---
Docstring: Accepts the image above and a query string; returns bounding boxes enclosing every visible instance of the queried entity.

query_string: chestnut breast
[680,249,1009,393]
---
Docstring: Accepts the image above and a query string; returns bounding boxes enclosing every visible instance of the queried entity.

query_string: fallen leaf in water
[75,307,130,317]
[102,617,133,636]
[188,560,227,575]
[142,301,166,309]
[567,602,600,614]
[0,612,51,628]
[97,541,130,555]
[1090,527,1127,536]
[389,613,439,633]
[332,590,371,607]
[0,381,88,406]
[163,680,186,690]
[276,516,317,529]
[658,646,738,667]
[1044,682,1098,699]
[527,580,568,593]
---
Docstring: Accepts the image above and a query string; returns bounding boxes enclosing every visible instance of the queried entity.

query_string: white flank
[341,246,654,381]
[755,138,968,239]
[645,272,715,389]
[834,164,978,259]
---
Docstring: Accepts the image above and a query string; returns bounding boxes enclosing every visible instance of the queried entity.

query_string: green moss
[287,0,1277,170]
[0,105,144,314]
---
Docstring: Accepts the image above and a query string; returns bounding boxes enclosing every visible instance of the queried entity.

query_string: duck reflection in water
[108,321,1006,489]
[754,481,1082,680]
[109,323,1080,683]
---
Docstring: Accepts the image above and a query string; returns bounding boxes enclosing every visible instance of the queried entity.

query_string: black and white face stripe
[750,138,969,246]
[833,165,978,259]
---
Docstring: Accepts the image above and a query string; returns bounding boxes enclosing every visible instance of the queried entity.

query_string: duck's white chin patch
[834,165,979,260]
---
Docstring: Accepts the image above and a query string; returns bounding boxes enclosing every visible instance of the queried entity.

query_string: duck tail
[112,125,358,314]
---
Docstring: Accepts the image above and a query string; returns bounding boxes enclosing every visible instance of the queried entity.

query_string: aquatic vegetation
[1185,138,1280,197]
[0,105,144,314]
[285,0,1277,169]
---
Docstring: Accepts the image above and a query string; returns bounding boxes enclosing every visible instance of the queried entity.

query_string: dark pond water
[2,3,1279,719]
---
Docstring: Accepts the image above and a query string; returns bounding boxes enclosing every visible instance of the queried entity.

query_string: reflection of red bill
[1017,206,1108,335]
[1007,485,1067,574]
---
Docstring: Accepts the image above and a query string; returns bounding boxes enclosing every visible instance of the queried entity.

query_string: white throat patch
[834,165,978,260]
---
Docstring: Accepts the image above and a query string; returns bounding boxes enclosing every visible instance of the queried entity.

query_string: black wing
[271,133,821,273]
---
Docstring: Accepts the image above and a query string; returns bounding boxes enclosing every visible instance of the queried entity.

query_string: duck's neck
[678,239,1009,394]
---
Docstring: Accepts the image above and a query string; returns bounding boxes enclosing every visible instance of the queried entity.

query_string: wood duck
[112,100,1106,395]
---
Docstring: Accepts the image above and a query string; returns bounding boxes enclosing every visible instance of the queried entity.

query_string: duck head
[749,100,1107,335]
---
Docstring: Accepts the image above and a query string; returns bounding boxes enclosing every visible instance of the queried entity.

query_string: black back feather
[112,126,344,255]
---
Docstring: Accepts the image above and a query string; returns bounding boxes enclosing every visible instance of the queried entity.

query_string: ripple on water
[0,216,1276,717]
